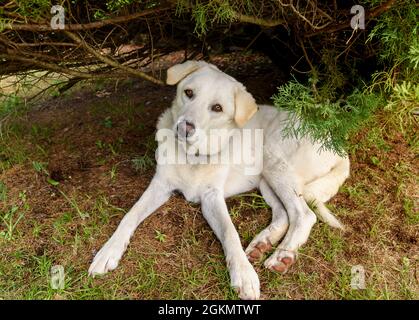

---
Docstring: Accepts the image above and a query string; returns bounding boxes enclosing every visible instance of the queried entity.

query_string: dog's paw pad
[264,250,296,274]
[246,239,272,262]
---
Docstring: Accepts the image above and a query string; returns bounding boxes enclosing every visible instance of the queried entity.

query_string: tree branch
[305,0,396,38]
[233,13,285,27]
[3,5,173,32]
[64,31,165,85]
[0,53,121,79]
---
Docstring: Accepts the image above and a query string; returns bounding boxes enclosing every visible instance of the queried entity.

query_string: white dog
[88,61,350,300]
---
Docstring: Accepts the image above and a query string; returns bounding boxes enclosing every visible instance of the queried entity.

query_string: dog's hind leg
[261,148,317,273]
[245,179,289,263]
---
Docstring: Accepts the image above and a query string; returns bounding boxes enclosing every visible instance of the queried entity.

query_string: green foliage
[0,191,29,241]
[368,0,418,70]
[132,154,154,172]
[272,1,418,154]
[0,94,23,118]
[365,1,419,140]
[0,181,7,202]
[176,0,236,36]
[367,1,418,92]
[272,80,383,155]
[106,0,136,11]
[14,0,51,19]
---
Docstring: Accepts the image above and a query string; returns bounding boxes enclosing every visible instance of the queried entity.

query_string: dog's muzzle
[176,120,196,140]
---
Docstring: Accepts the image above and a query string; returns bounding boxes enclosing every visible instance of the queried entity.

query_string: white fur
[88,61,350,300]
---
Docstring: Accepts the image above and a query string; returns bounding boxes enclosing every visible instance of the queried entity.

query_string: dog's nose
[177,120,196,138]
[185,121,195,136]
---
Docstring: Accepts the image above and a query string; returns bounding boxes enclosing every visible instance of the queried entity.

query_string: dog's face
[167,61,258,155]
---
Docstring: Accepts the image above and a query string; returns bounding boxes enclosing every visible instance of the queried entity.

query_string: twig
[305,0,396,38]
[278,0,331,30]
[4,5,173,31]
[298,38,318,96]
[0,53,119,79]
[64,31,164,85]
[233,12,285,27]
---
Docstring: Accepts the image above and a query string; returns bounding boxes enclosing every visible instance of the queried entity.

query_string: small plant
[110,165,117,180]
[102,117,113,128]
[95,140,105,149]
[32,161,48,175]
[32,161,59,186]
[132,154,154,172]
[235,192,269,210]
[155,230,166,243]
[0,191,29,241]
[0,181,7,201]
[59,190,90,220]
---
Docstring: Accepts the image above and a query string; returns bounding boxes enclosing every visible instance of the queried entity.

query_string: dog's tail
[303,158,350,231]
[310,199,345,230]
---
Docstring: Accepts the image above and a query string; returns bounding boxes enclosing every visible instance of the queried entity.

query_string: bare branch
[305,0,396,38]
[3,5,173,32]
[64,31,165,85]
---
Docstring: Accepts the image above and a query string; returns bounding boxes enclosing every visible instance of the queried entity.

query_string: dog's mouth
[174,131,203,157]
[175,132,191,144]
[175,130,199,145]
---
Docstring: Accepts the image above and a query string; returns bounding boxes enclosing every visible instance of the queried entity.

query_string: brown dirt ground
[0,53,417,299]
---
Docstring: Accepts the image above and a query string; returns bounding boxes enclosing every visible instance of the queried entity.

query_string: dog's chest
[156,162,221,202]
[160,162,259,203]
[170,164,226,202]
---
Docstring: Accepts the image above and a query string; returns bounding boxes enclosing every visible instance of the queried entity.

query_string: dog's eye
[211,104,223,112]
[184,89,193,98]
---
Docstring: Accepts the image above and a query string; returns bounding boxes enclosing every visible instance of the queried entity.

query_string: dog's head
[166,60,258,155]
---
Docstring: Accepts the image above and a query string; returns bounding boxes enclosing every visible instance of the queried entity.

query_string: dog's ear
[234,86,258,127]
[166,61,204,85]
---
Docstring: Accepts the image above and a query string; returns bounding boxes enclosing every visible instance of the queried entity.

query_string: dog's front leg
[201,188,260,300]
[89,174,171,276]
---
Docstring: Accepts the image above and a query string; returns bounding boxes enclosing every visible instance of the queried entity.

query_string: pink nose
[185,121,195,135]
[177,120,196,138]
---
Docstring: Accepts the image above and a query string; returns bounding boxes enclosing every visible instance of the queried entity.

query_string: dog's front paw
[88,237,127,276]
[229,260,260,300]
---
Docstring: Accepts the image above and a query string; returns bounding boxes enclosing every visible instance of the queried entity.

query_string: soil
[0,52,417,299]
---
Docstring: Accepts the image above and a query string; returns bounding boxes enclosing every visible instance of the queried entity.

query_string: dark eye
[211,104,223,112]
[184,89,193,98]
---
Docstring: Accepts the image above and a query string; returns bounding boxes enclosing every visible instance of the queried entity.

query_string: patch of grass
[132,154,154,172]
[59,190,90,220]
[0,77,417,300]
[52,211,74,245]
[341,182,368,202]
[154,230,167,243]
[311,224,345,263]
[234,193,269,210]
[399,257,417,299]
[130,134,157,172]
[110,165,117,181]
[0,181,7,201]
[0,191,29,241]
